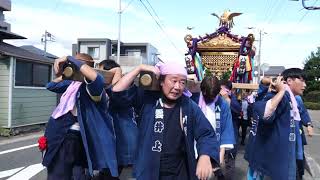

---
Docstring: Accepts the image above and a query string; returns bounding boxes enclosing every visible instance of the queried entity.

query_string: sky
[4,0,320,68]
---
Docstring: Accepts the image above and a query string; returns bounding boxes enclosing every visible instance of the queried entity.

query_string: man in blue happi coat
[295,95,313,180]
[110,62,220,180]
[245,68,307,180]
[95,59,138,180]
[42,53,118,179]
[191,74,235,179]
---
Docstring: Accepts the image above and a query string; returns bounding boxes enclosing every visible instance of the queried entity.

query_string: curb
[0,131,44,146]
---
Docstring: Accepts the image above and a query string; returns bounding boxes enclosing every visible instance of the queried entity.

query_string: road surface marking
[0,132,43,146]
[6,163,45,180]
[305,152,320,177]
[0,144,38,155]
[0,167,24,178]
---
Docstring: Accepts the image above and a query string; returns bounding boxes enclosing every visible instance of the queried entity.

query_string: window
[15,60,51,87]
[88,47,100,59]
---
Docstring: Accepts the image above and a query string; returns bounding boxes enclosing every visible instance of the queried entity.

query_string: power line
[302,0,320,10]
[266,0,285,25]
[297,0,318,24]
[122,0,135,13]
[262,0,279,24]
[143,0,164,27]
[138,0,183,55]
[282,0,318,42]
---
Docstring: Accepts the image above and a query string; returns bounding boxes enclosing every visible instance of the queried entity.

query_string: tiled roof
[0,30,26,40]
[20,45,58,59]
[262,66,286,76]
[0,42,54,64]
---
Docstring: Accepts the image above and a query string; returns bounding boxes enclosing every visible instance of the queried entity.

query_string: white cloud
[63,0,151,21]
[5,2,187,63]
[259,22,318,35]
[6,1,318,69]
[5,4,118,56]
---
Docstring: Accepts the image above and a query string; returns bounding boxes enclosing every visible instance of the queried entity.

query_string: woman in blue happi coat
[245,68,307,180]
[42,54,118,179]
[191,74,235,179]
[110,62,220,180]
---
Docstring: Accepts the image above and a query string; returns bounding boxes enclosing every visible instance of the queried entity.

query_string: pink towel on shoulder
[51,81,82,119]
[284,84,301,121]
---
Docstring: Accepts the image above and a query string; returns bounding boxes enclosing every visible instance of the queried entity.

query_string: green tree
[303,47,320,93]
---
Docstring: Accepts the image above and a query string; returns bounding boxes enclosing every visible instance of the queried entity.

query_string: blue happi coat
[107,91,138,166]
[296,95,311,146]
[110,85,219,180]
[43,75,118,176]
[191,93,235,148]
[245,86,298,180]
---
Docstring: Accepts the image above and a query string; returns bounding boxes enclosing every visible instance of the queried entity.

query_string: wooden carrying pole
[138,71,259,92]
[62,68,115,85]
[62,69,259,91]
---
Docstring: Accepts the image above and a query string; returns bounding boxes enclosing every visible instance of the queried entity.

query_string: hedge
[303,91,320,103]
[304,102,320,110]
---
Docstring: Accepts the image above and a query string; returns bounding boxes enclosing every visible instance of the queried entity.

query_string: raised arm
[54,56,98,81]
[112,64,160,92]
[54,56,104,101]
[263,76,286,119]
[46,76,72,93]
[107,67,122,85]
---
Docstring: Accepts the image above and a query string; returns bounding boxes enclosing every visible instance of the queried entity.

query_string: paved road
[0,110,320,179]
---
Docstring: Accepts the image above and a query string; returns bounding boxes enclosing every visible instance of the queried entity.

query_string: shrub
[303,91,320,103]
[0,128,11,137]
[304,102,320,110]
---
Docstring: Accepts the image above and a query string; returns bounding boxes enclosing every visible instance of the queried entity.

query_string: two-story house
[72,38,159,73]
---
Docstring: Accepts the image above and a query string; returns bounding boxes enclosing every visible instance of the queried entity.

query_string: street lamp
[254,70,258,83]
[261,63,270,77]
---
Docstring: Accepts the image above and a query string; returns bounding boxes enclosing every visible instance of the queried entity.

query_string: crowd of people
[40,53,314,180]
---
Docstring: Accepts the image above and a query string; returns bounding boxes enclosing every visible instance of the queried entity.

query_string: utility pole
[248,27,266,82]
[44,31,47,55]
[41,30,55,56]
[117,0,122,64]
[257,29,267,82]
[258,30,262,82]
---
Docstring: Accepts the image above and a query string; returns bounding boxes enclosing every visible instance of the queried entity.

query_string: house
[260,66,286,78]
[72,38,159,73]
[0,0,56,129]
[20,45,58,60]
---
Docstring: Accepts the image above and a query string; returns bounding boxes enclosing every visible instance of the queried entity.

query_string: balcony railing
[109,55,147,66]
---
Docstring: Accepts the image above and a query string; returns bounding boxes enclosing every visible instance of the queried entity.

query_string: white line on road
[0,167,24,178]
[6,163,45,180]
[0,144,38,155]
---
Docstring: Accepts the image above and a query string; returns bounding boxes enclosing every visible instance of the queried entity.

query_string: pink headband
[155,62,188,77]
[155,62,191,97]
